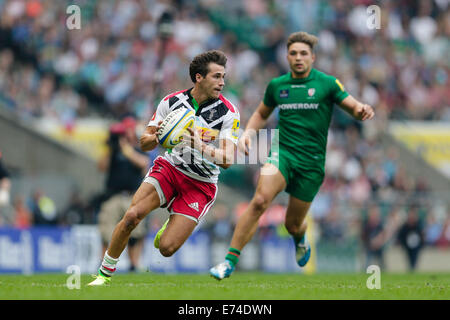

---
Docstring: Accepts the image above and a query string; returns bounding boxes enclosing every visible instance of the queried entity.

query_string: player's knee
[123,208,141,231]
[252,193,270,215]
[159,247,175,257]
[159,242,177,257]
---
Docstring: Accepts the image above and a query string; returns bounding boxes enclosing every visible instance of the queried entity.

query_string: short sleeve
[148,97,170,127]
[263,80,277,108]
[329,76,349,104]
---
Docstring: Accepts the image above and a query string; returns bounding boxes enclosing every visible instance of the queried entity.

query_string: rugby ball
[158,107,195,149]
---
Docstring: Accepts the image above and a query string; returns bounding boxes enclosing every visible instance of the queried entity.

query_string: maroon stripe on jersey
[164,89,188,101]
[219,94,236,113]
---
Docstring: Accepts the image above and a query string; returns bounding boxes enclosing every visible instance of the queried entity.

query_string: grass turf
[0,272,449,300]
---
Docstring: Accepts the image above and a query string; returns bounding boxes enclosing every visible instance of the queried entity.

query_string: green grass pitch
[0,272,449,300]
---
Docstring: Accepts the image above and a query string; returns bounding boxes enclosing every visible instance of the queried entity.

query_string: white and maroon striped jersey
[148,88,240,184]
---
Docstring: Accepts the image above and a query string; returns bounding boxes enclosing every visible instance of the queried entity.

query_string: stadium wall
[0,226,448,274]
[0,107,104,203]
[380,127,450,206]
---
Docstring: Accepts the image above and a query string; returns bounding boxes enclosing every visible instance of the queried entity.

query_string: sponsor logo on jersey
[279,89,289,98]
[279,103,319,110]
[231,119,240,138]
[196,126,219,142]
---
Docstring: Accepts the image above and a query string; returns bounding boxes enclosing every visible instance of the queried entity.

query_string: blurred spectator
[383,205,402,244]
[97,116,149,272]
[424,211,443,245]
[0,150,12,225]
[436,214,450,248]
[0,150,11,207]
[205,203,233,241]
[397,206,425,272]
[59,188,88,226]
[259,203,286,239]
[12,194,32,229]
[319,205,346,243]
[361,204,386,270]
[28,188,57,225]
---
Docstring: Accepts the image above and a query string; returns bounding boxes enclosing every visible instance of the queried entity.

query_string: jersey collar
[186,88,219,113]
[289,68,316,82]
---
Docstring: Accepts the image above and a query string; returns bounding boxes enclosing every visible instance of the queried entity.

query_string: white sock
[100,251,119,277]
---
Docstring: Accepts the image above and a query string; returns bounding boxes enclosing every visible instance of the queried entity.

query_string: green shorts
[266,146,325,202]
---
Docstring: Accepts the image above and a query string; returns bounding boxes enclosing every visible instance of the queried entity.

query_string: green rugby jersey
[263,68,349,167]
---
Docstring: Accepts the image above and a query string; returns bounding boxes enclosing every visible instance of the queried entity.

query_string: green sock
[225,248,240,267]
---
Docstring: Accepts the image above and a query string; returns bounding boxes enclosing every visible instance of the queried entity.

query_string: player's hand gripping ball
[157,107,195,149]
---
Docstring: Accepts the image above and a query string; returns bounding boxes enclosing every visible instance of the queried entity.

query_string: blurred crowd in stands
[0,0,448,124]
[0,0,449,268]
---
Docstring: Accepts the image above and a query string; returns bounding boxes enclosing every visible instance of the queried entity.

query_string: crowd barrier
[0,226,306,274]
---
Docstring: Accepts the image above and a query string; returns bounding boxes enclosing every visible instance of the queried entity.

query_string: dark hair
[287,31,318,52]
[189,50,227,83]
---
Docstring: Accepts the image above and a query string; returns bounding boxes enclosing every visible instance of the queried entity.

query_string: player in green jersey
[210,31,374,280]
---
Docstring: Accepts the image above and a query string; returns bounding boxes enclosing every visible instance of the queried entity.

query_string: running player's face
[287,42,315,77]
[199,63,225,99]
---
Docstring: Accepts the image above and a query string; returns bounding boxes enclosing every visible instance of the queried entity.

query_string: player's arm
[243,101,274,132]
[204,137,236,169]
[119,137,149,171]
[183,128,236,169]
[239,101,274,155]
[141,95,169,151]
[97,148,110,172]
[339,95,375,121]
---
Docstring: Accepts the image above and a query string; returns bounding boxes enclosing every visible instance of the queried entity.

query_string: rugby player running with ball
[89,50,240,286]
[210,31,374,280]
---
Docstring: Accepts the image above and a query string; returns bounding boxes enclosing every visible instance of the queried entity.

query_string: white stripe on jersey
[163,150,220,183]
[206,116,224,129]
[169,94,190,111]
[199,100,222,113]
